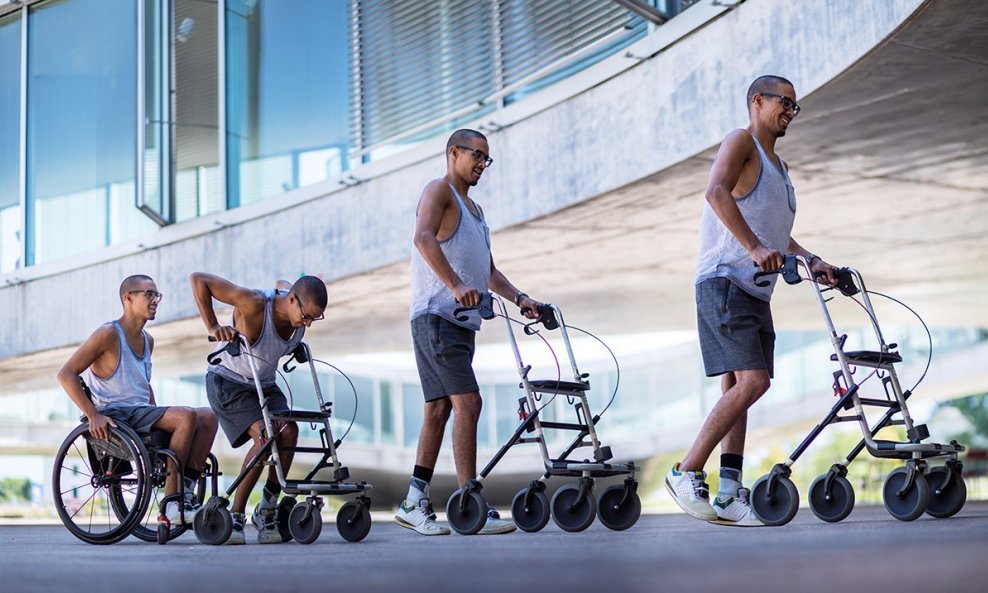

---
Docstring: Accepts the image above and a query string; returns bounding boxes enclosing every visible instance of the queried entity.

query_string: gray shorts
[100,404,168,435]
[206,371,290,448]
[411,314,480,402]
[696,277,775,378]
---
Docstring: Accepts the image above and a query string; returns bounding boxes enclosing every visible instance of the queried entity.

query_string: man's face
[291,294,325,328]
[124,281,161,321]
[451,139,491,187]
[756,84,799,137]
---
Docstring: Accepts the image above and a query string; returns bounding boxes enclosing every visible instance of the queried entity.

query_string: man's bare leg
[449,392,482,487]
[152,407,196,497]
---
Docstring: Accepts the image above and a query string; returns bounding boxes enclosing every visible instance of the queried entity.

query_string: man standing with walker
[395,129,542,536]
[666,76,837,525]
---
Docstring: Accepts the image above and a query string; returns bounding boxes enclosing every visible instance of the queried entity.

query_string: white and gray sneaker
[478,507,516,535]
[224,512,247,545]
[394,498,450,536]
[163,498,196,526]
[711,488,763,527]
[252,504,284,543]
[665,463,718,521]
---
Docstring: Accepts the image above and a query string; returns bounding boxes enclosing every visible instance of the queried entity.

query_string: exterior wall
[0,0,925,360]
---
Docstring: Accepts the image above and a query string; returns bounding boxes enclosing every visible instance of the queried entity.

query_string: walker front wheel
[751,474,799,526]
[445,488,487,536]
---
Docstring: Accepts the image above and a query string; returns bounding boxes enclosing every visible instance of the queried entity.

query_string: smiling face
[753,82,799,138]
[449,137,491,187]
[122,279,161,321]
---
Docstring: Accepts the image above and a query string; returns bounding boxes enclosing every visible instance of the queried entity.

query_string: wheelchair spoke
[70,441,95,476]
[66,487,101,521]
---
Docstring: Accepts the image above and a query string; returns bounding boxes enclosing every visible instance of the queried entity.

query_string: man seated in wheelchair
[57,274,218,527]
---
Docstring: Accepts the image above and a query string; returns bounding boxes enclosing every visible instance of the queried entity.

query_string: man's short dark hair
[746,75,795,108]
[119,274,154,300]
[446,129,487,153]
[292,275,328,310]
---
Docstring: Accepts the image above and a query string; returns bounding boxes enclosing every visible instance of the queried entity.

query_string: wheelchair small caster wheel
[511,486,550,533]
[336,498,372,542]
[751,473,799,526]
[156,523,170,545]
[446,484,487,535]
[809,473,855,523]
[883,467,929,521]
[551,482,597,532]
[596,482,641,531]
[193,502,233,546]
[288,501,323,544]
[277,496,297,542]
[925,465,966,519]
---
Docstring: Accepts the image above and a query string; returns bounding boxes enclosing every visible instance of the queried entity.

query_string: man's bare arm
[189,272,264,341]
[56,326,117,439]
[705,129,783,271]
[489,256,540,319]
[412,181,480,306]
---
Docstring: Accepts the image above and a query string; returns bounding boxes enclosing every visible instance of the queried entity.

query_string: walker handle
[453,292,495,321]
[752,255,802,287]
[206,335,241,364]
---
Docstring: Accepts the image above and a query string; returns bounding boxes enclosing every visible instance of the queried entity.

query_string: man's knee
[450,393,482,422]
[159,406,196,432]
[278,421,299,443]
[424,398,453,425]
[734,372,771,402]
[195,407,218,429]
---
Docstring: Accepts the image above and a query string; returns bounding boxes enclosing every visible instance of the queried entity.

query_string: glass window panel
[0,12,20,273]
[225,0,350,208]
[140,0,171,224]
[26,0,155,266]
[380,381,396,445]
[334,375,373,443]
[402,383,425,448]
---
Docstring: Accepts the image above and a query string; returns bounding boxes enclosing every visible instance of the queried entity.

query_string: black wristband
[514,291,528,306]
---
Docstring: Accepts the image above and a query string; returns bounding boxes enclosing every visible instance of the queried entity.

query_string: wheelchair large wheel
[596,483,641,531]
[511,487,551,533]
[808,474,855,523]
[883,467,929,522]
[551,483,597,532]
[336,498,372,542]
[750,474,799,526]
[925,466,967,519]
[52,423,152,545]
[445,488,487,536]
[288,502,323,544]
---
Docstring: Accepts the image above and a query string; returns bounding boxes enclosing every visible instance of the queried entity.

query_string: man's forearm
[415,235,463,290]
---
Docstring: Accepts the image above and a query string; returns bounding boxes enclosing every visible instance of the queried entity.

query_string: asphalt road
[2,503,987,593]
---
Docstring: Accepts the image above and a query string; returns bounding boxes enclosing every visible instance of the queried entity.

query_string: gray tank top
[410,183,492,330]
[88,321,153,409]
[696,133,796,301]
[209,289,304,386]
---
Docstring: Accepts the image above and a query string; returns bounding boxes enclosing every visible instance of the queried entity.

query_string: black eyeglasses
[128,290,163,302]
[760,92,801,116]
[455,145,493,167]
[295,297,325,323]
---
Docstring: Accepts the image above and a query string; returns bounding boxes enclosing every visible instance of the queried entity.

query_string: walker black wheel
[750,474,799,526]
[808,473,855,523]
[277,496,297,542]
[511,487,550,533]
[52,422,152,545]
[924,466,965,519]
[156,522,169,545]
[288,502,323,544]
[445,487,487,535]
[336,499,372,542]
[596,483,641,531]
[193,501,233,545]
[883,467,929,522]
[551,483,597,532]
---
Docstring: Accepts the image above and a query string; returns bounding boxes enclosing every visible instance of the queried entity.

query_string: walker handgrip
[453,292,495,321]
[752,255,802,287]
[521,304,559,331]
[206,335,241,365]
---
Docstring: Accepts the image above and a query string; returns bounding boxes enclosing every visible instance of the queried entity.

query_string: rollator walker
[748,255,966,526]
[192,335,373,544]
[444,293,641,534]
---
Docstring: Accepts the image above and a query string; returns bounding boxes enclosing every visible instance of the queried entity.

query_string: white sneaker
[665,463,718,521]
[224,513,246,545]
[478,507,516,535]
[394,498,450,536]
[252,504,283,544]
[711,488,763,526]
[163,499,195,526]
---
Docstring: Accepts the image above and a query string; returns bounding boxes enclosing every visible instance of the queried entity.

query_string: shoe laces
[686,471,710,500]
[737,487,751,507]
[487,508,501,520]
[232,513,245,531]
[255,505,277,528]
[417,498,438,521]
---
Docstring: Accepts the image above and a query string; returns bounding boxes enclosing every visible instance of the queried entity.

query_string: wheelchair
[52,379,220,545]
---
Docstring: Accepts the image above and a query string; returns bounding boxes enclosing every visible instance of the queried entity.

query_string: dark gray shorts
[696,277,775,378]
[206,371,290,448]
[411,314,480,402]
[100,404,168,435]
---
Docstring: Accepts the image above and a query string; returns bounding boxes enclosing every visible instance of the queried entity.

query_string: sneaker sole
[478,525,517,535]
[707,518,764,527]
[393,516,450,536]
[665,477,718,522]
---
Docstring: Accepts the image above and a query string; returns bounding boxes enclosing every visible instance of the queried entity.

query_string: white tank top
[87,320,153,409]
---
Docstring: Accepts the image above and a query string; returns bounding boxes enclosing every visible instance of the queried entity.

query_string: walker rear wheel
[551,483,597,532]
[751,474,799,526]
[808,474,855,523]
[288,502,322,544]
[924,466,965,519]
[445,488,487,536]
[883,467,929,522]
[511,487,550,533]
[336,499,372,542]
[596,483,641,531]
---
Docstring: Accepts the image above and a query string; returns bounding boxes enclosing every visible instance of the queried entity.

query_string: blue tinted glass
[226,0,350,208]
[0,13,20,273]
[26,0,154,266]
